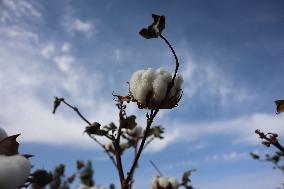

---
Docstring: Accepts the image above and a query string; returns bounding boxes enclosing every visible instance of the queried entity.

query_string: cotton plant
[0,127,32,189]
[48,14,186,189]
[252,99,284,188]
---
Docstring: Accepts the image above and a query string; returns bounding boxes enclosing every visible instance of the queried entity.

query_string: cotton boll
[142,68,155,82]
[158,177,169,188]
[170,74,183,97]
[152,74,170,103]
[77,184,88,189]
[129,70,144,98]
[0,155,31,189]
[168,177,179,189]
[151,176,159,189]
[0,128,8,141]
[135,78,153,104]
[127,126,143,137]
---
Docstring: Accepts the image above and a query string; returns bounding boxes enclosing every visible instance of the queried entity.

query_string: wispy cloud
[180,51,254,107]
[61,9,96,38]
[205,151,248,162]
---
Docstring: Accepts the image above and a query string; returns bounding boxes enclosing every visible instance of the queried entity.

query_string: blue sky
[0,0,284,188]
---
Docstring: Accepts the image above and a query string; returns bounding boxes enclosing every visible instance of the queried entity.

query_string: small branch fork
[56,99,117,168]
[255,129,284,153]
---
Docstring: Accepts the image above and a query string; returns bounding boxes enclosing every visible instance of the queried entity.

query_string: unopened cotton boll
[168,177,179,189]
[0,155,31,189]
[0,127,8,141]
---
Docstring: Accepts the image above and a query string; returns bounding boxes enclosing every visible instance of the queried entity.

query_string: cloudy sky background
[0,0,284,188]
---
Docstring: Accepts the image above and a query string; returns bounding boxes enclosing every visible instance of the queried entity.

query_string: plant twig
[60,99,113,141]
[88,134,117,168]
[114,101,126,188]
[143,136,155,150]
[150,160,163,176]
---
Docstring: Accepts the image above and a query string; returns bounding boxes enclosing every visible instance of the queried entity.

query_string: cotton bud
[129,68,183,109]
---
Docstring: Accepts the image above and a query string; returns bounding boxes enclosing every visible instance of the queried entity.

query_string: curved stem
[160,34,179,89]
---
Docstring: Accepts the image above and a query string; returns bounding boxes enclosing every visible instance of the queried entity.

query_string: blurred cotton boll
[77,184,106,189]
[151,176,179,189]
[0,127,8,141]
[129,68,183,109]
[168,177,179,189]
[0,155,31,189]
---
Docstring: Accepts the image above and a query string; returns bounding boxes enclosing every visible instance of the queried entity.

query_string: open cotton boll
[168,177,179,189]
[158,177,170,188]
[129,67,183,109]
[169,74,183,97]
[0,127,8,141]
[152,73,171,103]
[0,155,31,189]
[129,70,144,98]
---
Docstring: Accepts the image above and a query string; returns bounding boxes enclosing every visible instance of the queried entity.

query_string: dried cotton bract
[129,68,183,109]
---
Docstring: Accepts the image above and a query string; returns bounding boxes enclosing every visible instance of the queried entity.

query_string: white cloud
[61,42,71,53]
[180,51,254,107]
[62,16,96,38]
[144,112,284,152]
[54,55,74,73]
[205,151,248,162]
[41,43,55,59]
[0,0,41,24]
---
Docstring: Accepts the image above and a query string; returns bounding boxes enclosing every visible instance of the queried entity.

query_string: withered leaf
[53,97,63,114]
[31,170,53,187]
[182,169,196,184]
[139,14,165,39]
[249,152,260,160]
[275,100,284,114]
[121,115,137,129]
[85,122,101,135]
[0,134,20,156]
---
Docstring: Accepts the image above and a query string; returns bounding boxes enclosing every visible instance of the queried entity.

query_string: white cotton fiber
[0,155,31,189]
[0,128,8,141]
[168,177,179,189]
[158,177,169,188]
[151,176,159,189]
[129,68,183,107]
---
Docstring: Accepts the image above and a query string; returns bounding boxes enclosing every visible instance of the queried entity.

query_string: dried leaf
[0,134,20,156]
[275,100,284,114]
[77,160,85,170]
[121,115,137,129]
[53,97,63,114]
[139,14,165,39]
[31,170,53,187]
[249,152,260,160]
